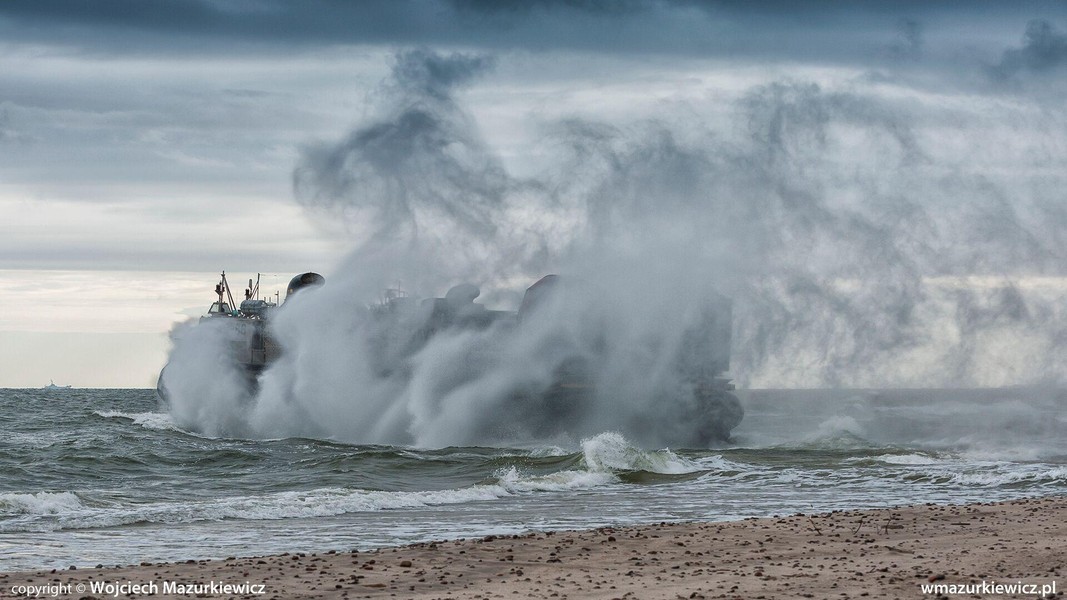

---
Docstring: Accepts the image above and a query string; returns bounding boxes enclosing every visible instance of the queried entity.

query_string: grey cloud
[0,105,9,142]
[887,18,923,60]
[0,102,32,145]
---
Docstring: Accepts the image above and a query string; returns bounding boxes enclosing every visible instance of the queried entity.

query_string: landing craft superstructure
[155,271,317,400]
[158,271,743,445]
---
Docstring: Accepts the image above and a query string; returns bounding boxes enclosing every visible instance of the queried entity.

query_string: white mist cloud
[158,43,1067,448]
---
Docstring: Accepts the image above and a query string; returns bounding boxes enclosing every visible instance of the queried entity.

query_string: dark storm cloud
[0,0,414,49]
[3,0,1062,63]
[450,0,646,14]
[990,19,1067,81]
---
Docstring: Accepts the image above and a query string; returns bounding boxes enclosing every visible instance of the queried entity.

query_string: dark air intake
[285,272,325,300]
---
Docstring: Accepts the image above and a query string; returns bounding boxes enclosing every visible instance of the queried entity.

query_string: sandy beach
[2,496,1063,599]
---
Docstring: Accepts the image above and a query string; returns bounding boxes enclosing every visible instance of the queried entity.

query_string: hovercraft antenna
[249,274,261,301]
[219,271,237,316]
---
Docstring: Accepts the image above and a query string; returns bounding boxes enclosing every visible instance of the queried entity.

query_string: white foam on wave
[3,466,619,532]
[948,466,1067,486]
[580,432,701,474]
[493,432,706,493]
[496,466,617,492]
[693,454,750,473]
[956,445,1057,463]
[0,492,84,515]
[7,431,64,449]
[1,484,515,533]
[95,411,181,432]
[525,445,571,458]
[204,485,511,520]
[4,467,613,532]
[874,453,945,465]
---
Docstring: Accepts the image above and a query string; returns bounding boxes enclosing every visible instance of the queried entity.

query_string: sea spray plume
[724,81,1067,387]
[538,88,937,387]
[160,319,253,437]
[269,42,576,444]
[730,82,932,386]
[247,261,737,447]
[548,121,733,250]
[291,49,549,292]
[389,49,495,100]
[293,50,503,240]
[249,279,415,443]
[543,80,1065,389]
[163,49,1067,444]
[989,19,1067,83]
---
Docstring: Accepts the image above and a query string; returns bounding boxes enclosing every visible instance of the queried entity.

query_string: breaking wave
[0,492,84,517]
[0,432,703,533]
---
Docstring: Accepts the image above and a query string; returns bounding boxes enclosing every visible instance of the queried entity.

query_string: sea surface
[1,387,1065,572]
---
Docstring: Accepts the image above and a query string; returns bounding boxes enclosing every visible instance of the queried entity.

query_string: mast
[221,271,236,314]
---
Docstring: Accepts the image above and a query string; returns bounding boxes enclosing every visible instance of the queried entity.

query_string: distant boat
[43,380,72,390]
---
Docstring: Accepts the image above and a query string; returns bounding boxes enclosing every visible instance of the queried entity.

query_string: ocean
[1,387,1064,572]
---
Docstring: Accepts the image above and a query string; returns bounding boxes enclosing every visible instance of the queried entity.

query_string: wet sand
[2,496,1063,599]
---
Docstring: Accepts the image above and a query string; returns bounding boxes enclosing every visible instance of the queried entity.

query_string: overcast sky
[2,1,1066,387]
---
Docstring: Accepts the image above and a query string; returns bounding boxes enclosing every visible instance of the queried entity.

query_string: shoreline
[2,496,1064,599]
